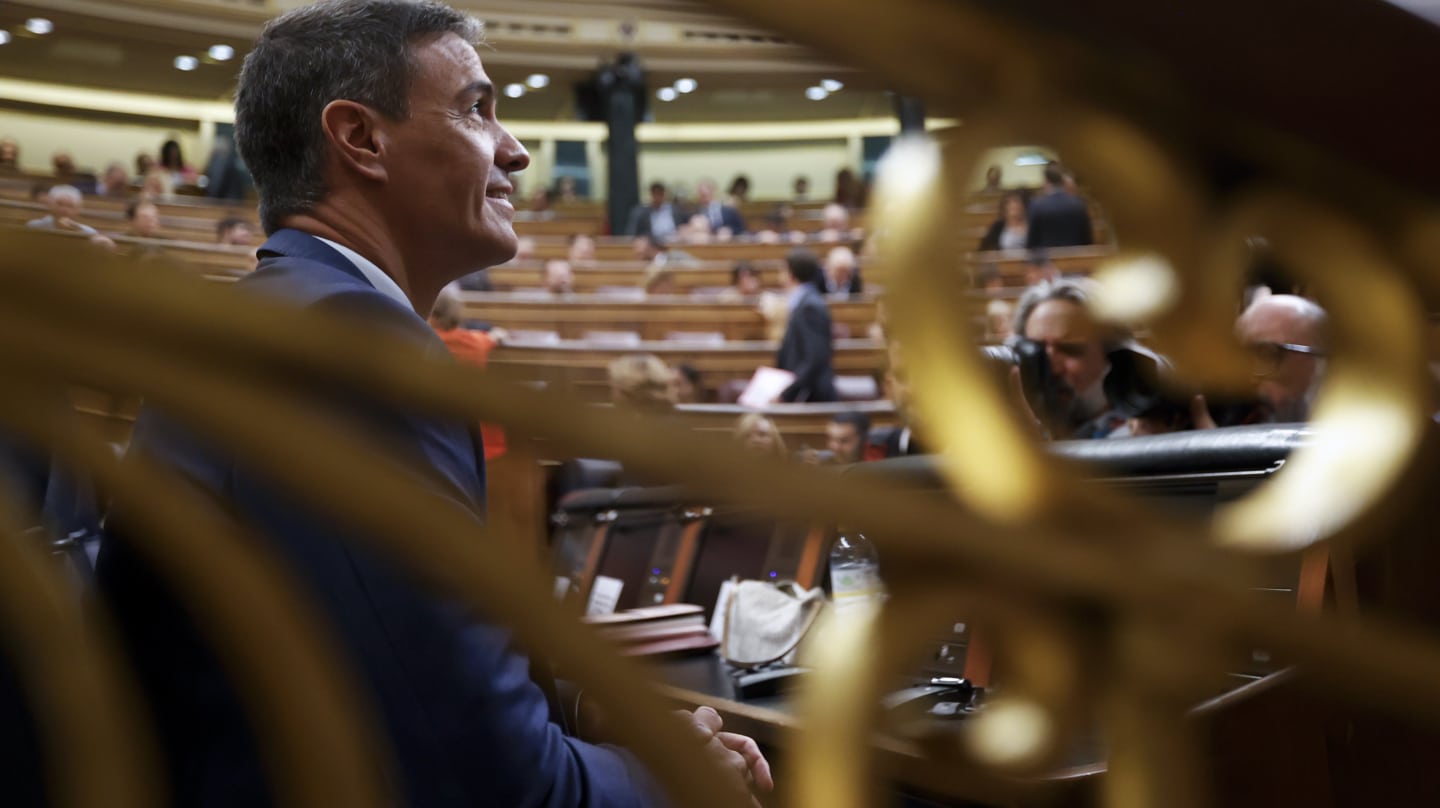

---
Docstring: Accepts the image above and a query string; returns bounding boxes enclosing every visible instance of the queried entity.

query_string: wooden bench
[529,237,862,263]
[69,381,895,448]
[487,338,886,403]
[461,293,878,342]
[489,260,786,294]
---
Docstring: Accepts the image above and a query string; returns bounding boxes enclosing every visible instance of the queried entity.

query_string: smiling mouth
[486,189,511,202]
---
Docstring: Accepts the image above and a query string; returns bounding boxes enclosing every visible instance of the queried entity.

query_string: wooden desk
[488,260,786,294]
[651,653,1103,804]
[530,237,860,263]
[488,338,886,403]
[462,293,879,342]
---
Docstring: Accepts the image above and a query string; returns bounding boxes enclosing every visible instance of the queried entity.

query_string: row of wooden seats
[0,181,256,226]
[487,338,886,404]
[461,292,878,341]
[70,386,895,449]
[491,244,1116,294]
[0,198,240,244]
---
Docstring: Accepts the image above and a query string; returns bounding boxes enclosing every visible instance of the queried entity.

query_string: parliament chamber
[2,0,1440,807]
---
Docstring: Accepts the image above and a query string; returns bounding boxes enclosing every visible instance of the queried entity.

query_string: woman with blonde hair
[732,413,787,458]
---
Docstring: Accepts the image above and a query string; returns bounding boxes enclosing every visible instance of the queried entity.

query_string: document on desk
[586,575,624,616]
[738,367,795,407]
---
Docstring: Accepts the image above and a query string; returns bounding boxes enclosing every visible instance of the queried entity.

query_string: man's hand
[682,706,774,800]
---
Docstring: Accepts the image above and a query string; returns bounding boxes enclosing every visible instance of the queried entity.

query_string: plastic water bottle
[829,531,882,614]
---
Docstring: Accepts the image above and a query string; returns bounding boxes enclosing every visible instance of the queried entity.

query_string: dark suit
[95,230,660,808]
[1025,190,1094,249]
[694,201,746,235]
[625,203,681,241]
[776,285,837,402]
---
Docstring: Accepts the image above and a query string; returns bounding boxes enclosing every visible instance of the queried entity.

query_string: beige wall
[0,107,201,176]
[968,145,1060,191]
[635,139,853,200]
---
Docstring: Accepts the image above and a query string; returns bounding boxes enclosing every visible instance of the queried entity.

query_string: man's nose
[496,124,530,173]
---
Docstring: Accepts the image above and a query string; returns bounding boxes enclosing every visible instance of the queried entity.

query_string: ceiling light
[673,77,698,94]
[0,32,11,46]
[656,86,678,102]
[174,55,199,72]
[805,86,829,101]
[503,82,526,98]
[208,44,235,61]
[24,18,54,35]
[525,73,550,89]
[820,78,844,93]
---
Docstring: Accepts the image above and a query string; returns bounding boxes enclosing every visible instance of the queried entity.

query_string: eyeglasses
[1246,341,1325,377]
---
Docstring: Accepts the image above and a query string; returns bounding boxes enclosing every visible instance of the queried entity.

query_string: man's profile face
[379,33,529,272]
[826,421,863,464]
[1022,299,1108,403]
[696,181,715,204]
[1236,304,1322,421]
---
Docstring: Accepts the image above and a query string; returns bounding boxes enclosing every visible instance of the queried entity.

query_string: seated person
[626,181,681,242]
[692,178,746,236]
[717,260,763,303]
[51,151,98,194]
[428,284,506,460]
[672,363,703,404]
[125,200,164,239]
[733,413,787,458]
[542,258,574,295]
[819,246,862,297]
[609,354,677,415]
[826,411,871,464]
[815,202,852,243]
[0,137,18,172]
[216,217,256,246]
[25,185,98,235]
[98,163,132,198]
[567,233,596,266]
[1011,278,1126,439]
[979,190,1029,251]
[984,298,1014,343]
[1235,293,1328,422]
[643,265,678,296]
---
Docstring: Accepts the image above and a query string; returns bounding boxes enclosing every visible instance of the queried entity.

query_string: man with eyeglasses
[1012,278,1126,439]
[1236,294,1328,422]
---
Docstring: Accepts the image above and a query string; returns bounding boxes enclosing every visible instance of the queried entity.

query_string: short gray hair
[235,0,484,233]
[48,185,82,205]
[1012,277,1127,346]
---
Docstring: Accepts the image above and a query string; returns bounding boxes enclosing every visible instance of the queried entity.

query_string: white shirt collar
[312,236,412,311]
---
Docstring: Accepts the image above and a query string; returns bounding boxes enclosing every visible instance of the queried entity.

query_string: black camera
[981,340,1065,425]
[1104,344,1268,430]
[983,340,1267,434]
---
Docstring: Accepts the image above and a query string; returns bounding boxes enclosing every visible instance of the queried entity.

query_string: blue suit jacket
[96,229,660,808]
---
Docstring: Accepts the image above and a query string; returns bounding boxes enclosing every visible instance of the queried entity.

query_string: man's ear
[320,100,388,183]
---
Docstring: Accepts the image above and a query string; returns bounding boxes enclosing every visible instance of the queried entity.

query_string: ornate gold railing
[3,1,1440,806]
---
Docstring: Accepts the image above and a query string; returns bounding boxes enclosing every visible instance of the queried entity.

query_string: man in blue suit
[94,2,770,806]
